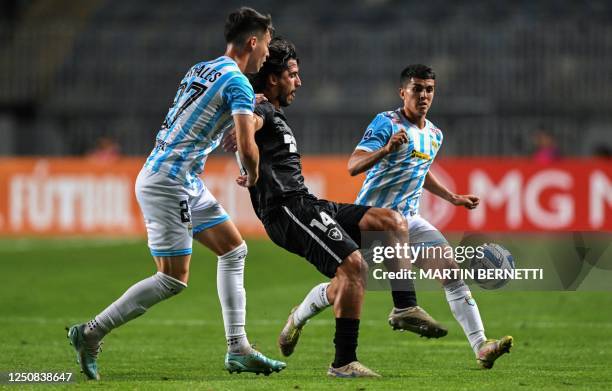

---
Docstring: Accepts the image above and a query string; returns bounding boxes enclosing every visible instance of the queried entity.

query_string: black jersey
[249,101,310,218]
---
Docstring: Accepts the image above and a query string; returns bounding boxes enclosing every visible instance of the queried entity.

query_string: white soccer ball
[470,243,515,290]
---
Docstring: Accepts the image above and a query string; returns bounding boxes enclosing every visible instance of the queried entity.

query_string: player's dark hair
[400,64,435,86]
[224,7,273,46]
[249,37,299,93]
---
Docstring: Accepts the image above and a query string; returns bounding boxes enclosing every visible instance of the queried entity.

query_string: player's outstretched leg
[358,208,447,339]
[326,251,380,378]
[196,223,286,375]
[414,240,512,368]
[67,269,187,380]
[279,282,331,356]
[443,278,512,368]
[477,336,514,369]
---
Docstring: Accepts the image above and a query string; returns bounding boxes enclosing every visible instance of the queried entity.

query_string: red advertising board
[0,157,610,237]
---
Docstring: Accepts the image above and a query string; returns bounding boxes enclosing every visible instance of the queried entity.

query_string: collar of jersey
[218,55,237,65]
[396,108,429,132]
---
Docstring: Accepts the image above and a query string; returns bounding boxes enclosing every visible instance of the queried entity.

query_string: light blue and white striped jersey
[144,56,255,186]
[354,109,443,216]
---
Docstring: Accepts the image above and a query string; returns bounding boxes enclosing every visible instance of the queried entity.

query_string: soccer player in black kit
[225,37,442,378]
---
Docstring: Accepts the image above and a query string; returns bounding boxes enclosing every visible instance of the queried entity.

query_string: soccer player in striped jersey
[67,7,285,380]
[347,64,513,369]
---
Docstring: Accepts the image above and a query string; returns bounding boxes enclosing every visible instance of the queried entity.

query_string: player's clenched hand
[236,174,257,188]
[384,129,408,154]
[236,175,248,187]
[255,93,268,104]
[452,194,480,209]
[222,128,237,153]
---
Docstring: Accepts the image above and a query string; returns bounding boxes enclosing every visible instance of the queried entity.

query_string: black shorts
[262,196,371,278]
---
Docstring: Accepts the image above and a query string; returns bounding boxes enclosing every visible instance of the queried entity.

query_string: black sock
[332,318,359,368]
[391,277,418,308]
[392,290,418,309]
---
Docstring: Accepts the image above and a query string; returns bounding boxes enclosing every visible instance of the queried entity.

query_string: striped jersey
[354,109,443,216]
[144,56,255,186]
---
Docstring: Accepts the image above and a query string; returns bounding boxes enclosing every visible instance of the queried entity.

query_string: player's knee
[155,272,188,296]
[155,255,191,284]
[158,267,190,284]
[340,252,368,283]
[373,209,407,232]
[218,241,247,271]
[387,210,408,232]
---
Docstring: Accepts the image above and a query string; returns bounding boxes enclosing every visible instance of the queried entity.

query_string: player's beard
[278,90,293,107]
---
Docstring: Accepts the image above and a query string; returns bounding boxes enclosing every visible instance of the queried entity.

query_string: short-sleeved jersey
[248,101,310,217]
[144,56,255,186]
[354,109,443,216]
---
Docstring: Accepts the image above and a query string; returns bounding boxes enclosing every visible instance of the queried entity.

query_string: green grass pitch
[1,238,611,390]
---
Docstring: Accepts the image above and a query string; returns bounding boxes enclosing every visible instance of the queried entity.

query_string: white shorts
[408,214,448,246]
[135,167,230,257]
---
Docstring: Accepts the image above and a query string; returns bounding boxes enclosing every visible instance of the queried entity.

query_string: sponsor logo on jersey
[410,150,431,161]
[283,133,297,153]
[328,227,343,241]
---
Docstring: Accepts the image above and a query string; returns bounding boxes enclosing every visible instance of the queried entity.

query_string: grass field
[1,238,611,390]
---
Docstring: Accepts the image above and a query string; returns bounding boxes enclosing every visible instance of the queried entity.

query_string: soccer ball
[470,243,515,290]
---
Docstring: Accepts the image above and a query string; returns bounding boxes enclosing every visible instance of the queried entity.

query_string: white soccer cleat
[278,306,303,357]
[477,335,513,369]
[327,361,381,378]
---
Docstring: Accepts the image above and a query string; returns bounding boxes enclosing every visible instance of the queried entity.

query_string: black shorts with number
[262,195,371,278]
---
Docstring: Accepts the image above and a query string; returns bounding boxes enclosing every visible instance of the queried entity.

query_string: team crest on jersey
[465,294,476,306]
[431,140,439,149]
[328,227,343,241]
[155,138,168,152]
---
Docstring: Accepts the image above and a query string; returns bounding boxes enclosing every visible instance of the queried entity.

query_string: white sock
[293,282,331,327]
[217,241,251,354]
[84,272,187,340]
[444,280,486,355]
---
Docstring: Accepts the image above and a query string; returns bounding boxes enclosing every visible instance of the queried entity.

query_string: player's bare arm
[222,114,265,153]
[234,113,260,187]
[424,171,480,209]
[347,128,408,176]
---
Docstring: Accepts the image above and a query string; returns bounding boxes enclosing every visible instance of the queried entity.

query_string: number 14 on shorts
[310,211,336,232]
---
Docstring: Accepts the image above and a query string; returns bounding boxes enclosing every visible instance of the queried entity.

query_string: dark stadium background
[1,0,611,157]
